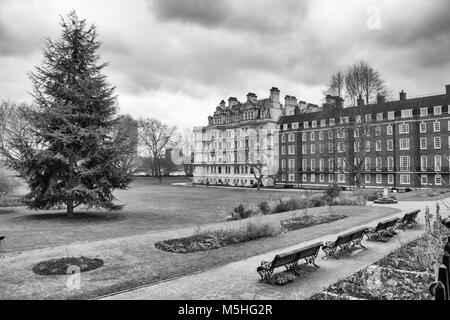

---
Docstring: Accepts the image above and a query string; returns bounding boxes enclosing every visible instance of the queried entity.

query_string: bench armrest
[259,261,272,270]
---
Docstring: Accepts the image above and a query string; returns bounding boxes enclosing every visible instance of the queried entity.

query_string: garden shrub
[155,220,285,253]
[258,201,271,215]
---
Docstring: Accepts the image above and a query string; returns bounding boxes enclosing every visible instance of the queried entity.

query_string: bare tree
[325,71,345,99]
[113,114,139,175]
[138,118,177,184]
[344,61,386,105]
[0,101,35,165]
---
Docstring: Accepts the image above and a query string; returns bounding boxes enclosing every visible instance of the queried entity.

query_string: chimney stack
[220,100,226,108]
[446,84,450,96]
[284,95,298,116]
[270,87,280,104]
[399,90,407,101]
[357,95,365,107]
[246,93,257,103]
[228,97,239,108]
[377,94,385,104]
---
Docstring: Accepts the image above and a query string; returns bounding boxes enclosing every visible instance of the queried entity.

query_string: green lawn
[0,177,317,252]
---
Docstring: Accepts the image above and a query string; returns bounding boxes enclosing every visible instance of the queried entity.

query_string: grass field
[0,177,317,252]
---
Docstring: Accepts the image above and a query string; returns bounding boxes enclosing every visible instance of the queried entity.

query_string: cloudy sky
[0,0,449,130]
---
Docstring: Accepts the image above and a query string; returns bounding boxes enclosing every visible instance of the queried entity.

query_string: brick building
[192,88,310,187]
[277,84,450,190]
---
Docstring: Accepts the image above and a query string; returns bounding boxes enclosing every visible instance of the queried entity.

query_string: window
[376,174,382,184]
[388,174,394,185]
[365,174,371,184]
[434,137,442,149]
[288,145,295,154]
[292,122,299,130]
[319,159,324,172]
[377,113,383,121]
[311,174,316,182]
[338,142,346,153]
[312,121,317,128]
[281,146,286,155]
[400,156,410,172]
[337,129,345,139]
[376,140,382,151]
[337,158,346,171]
[310,132,315,141]
[387,157,394,171]
[399,123,409,134]
[354,141,360,152]
[434,121,441,132]
[401,109,413,119]
[376,157,382,171]
[365,157,371,171]
[288,133,295,142]
[281,174,286,181]
[420,137,427,150]
[302,133,307,141]
[289,174,295,182]
[375,126,381,136]
[288,159,295,172]
[329,174,334,182]
[434,106,442,116]
[329,159,335,171]
[399,138,410,150]
[302,174,307,182]
[421,175,428,185]
[281,159,286,171]
[434,155,442,171]
[387,140,394,151]
[310,144,316,154]
[302,145,307,155]
[319,144,325,154]
[420,122,427,133]
[388,112,395,120]
[387,125,393,136]
[420,108,428,117]
[435,175,442,185]
[400,174,411,185]
[448,120,450,131]
[356,115,362,123]
[303,121,309,129]
[311,159,316,171]
[329,118,335,126]
[421,156,427,172]
[328,131,333,139]
[320,120,326,127]
[365,114,372,122]
[365,141,371,152]
[302,159,308,171]
[338,174,345,183]
[328,143,334,153]
[319,174,325,183]
[319,131,324,140]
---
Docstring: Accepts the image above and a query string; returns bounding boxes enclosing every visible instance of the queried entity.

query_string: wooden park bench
[257,242,323,281]
[396,210,420,230]
[322,227,368,258]
[366,218,399,241]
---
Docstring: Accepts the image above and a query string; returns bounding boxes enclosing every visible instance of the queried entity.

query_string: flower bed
[32,256,104,276]
[155,221,285,254]
[310,235,440,300]
[280,214,347,232]
[323,266,433,300]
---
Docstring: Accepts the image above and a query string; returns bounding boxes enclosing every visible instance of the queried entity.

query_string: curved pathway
[100,199,446,300]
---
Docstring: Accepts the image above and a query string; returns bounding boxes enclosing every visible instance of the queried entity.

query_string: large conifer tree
[15,11,130,216]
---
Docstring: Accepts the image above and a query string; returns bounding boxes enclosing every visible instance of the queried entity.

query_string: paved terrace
[100,200,444,300]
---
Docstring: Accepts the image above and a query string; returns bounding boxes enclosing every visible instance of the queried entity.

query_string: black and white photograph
[1,0,450,308]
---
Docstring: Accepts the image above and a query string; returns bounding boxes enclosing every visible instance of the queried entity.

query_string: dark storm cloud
[150,0,230,27]
[149,0,312,34]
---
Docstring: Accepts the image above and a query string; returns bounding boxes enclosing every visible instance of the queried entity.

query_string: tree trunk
[67,200,74,217]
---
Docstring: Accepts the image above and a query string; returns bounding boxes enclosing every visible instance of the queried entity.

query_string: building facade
[278,84,450,190]
[193,88,304,187]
